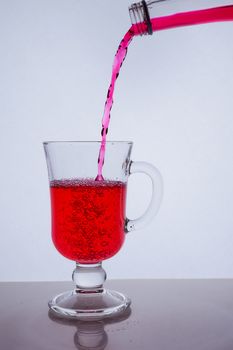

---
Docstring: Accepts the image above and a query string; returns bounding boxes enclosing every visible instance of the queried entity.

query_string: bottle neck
[129,0,153,35]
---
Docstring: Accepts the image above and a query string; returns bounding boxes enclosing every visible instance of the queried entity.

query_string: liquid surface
[50,179,126,263]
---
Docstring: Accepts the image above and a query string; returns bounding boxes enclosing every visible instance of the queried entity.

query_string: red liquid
[96,29,134,180]
[50,179,126,263]
[97,5,233,179]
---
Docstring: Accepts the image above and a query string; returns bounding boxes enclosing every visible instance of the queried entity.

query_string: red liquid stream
[50,179,126,263]
[97,5,233,179]
[96,29,134,180]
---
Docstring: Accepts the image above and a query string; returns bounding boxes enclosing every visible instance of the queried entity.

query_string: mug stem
[72,262,106,291]
[48,262,131,319]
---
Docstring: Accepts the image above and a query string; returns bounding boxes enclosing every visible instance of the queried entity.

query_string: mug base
[49,288,131,320]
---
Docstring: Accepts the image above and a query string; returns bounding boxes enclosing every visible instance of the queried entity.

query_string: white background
[0,0,233,281]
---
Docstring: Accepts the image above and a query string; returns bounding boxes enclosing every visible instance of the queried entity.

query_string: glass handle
[125,161,163,232]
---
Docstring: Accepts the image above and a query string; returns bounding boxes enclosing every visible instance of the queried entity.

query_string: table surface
[1,279,233,350]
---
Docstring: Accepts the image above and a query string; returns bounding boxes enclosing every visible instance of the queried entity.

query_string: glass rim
[43,140,133,145]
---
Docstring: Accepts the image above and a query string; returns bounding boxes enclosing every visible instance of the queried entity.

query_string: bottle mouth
[129,0,153,35]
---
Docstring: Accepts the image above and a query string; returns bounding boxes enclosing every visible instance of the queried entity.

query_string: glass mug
[44,141,163,319]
